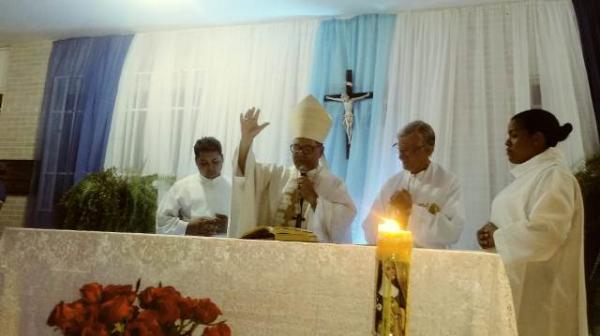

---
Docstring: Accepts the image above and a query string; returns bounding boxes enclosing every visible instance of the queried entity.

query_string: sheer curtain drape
[366,1,599,249]
[309,14,396,243]
[104,2,599,247]
[32,36,132,228]
[105,20,319,180]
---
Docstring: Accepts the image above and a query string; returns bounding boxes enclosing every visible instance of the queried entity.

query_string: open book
[241,226,318,243]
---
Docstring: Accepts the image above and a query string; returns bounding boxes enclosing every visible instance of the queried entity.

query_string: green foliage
[59,168,157,233]
[576,155,600,199]
[575,155,600,333]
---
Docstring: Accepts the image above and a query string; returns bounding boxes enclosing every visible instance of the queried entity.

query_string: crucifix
[294,183,306,228]
[281,187,306,229]
[324,69,373,158]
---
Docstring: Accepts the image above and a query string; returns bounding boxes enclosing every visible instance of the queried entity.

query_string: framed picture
[374,258,409,336]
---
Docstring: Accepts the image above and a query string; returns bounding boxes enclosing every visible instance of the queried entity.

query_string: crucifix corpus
[324,69,373,159]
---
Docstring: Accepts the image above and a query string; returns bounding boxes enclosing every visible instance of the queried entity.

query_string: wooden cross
[324,70,373,158]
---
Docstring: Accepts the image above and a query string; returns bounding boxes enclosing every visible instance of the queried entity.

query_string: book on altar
[241,226,318,242]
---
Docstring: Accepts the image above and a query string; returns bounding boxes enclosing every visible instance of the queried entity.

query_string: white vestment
[156,174,231,236]
[362,162,465,248]
[491,147,587,336]
[229,149,356,243]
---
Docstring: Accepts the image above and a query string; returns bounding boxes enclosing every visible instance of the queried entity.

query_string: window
[37,76,83,215]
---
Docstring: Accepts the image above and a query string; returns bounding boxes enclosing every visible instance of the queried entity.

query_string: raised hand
[238,107,270,176]
[240,107,270,144]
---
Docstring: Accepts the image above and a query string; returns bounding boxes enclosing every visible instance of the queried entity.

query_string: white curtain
[363,1,599,249]
[106,2,599,247]
[105,20,319,180]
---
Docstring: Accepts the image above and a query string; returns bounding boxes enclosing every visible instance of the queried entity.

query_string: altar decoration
[375,219,412,336]
[47,280,230,336]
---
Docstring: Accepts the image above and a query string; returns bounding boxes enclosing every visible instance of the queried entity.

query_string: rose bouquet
[47,280,230,336]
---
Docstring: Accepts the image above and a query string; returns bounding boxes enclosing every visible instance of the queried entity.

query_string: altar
[0,228,517,335]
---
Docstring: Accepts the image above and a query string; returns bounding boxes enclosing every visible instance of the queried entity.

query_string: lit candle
[375,219,412,336]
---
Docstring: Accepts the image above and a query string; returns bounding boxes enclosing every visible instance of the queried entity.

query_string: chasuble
[229,149,355,243]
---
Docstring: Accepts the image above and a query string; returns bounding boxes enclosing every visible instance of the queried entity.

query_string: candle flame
[378,218,403,233]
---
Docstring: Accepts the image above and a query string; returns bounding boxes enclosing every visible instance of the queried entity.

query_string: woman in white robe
[477,109,588,336]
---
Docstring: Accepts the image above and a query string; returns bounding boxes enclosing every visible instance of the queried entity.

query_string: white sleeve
[307,171,356,244]
[408,177,465,248]
[156,185,188,235]
[229,146,280,238]
[362,189,389,244]
[494,169,577,264]
[321,182,356,244]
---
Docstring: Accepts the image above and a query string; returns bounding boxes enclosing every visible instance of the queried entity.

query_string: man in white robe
[228,95,356,243]
[362,121,465,248]
[156,137,231,236]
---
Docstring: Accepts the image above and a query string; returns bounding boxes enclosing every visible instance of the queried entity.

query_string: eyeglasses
[392,143,426,156]
[290,144,322,155]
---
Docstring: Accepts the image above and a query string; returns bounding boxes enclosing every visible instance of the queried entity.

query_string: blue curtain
[31,35,132,228]
[309,14,396,242]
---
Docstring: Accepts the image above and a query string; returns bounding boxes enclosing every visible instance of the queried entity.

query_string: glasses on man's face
[290,144,321,155]
[393,143,426,156]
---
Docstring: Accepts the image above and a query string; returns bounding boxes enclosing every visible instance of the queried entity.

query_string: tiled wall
[0,41,52,233]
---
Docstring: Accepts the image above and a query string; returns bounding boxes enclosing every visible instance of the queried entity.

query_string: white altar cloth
[0,228,516,335]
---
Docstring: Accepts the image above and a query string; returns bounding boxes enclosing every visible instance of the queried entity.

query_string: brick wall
[0,40,52,233]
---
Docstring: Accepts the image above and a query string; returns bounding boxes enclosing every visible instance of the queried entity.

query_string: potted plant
[59,168,157,233]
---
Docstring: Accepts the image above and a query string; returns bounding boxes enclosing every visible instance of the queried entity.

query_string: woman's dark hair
[193,137,223,157]
[511,109,573,148]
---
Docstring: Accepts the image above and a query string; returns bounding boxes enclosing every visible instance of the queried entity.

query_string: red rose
[156,298,181,325]
[178,297,199,320]
[49,281,227,336]
[138,287,156,308]
[139,286,180,308]
[193,299,222,324]
[99,296,134,325]
[125,310,164,336]
[102,285,136,304]
[80,321,109,336]
[47,300,89,334]
[202,323,231,336]
[85,303,101,322]
[47,301,69,327]
[138,286,182,324]
[154,286,181,301]
[80,283,103,304]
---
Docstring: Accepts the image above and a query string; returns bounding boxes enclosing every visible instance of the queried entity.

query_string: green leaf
[60,168,158,233]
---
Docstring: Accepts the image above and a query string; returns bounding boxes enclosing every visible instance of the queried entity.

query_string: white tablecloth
[0,228,516,335]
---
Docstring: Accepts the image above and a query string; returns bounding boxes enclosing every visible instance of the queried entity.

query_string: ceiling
[0,0,520,45]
